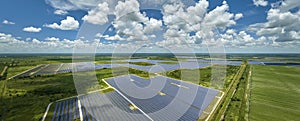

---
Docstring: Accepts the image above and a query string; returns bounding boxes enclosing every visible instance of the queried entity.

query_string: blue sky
[0,0,299,53]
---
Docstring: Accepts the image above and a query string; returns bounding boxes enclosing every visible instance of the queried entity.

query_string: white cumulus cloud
[279,0,300,12]
[44,16,79,30]
[2,20,15,25]
[82,2,110,25]
[114,0,140,19]
[23,26,42,32]
[202,1,236,29]
[143,18,163,34]
[54,9,68,15]
[45,0,112,10]
[32,38,41,44]
[249,8,300,42]
[45,37,60,41]
[234,13,243,20]
[253,0,268,7]
[103,34,125,41]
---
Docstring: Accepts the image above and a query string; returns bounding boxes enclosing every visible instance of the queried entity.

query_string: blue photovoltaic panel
[105,75,220,121]
[15,60,214,78]
[79,92,151,121]
[48,74,219,121]
[51,97,80,121]
[50,92,151,121]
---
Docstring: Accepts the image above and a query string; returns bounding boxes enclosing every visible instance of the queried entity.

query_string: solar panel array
[35,64,61,75]
[12,65,47,78]
[14,59,262,79]
[49,92,151,121]
[94,63,210,73]
[47,74,220,121]
[105,75,220,121]
[12,62,96,78]
[79,92,151,121]
[51,97,80,121]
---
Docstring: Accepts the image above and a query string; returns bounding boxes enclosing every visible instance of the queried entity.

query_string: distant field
[249,65,300,120]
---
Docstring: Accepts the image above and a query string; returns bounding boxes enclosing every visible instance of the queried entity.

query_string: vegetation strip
[223,64,250,120]
[244,66,252,121]
[209,63,247,121]
[0,66,8,78]
[41,102,53,121]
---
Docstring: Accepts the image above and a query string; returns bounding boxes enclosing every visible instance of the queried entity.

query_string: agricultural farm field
[249,65,300,120]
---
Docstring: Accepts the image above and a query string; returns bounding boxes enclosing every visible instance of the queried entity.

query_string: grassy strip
[244,65,252,121]
[223,65,250,120]
[157,61,178,64]
[43,102,56,121]
[95,67,151,79]
[128,62,155,66]
[0,66,8,80]
[209,64,247,121]
[94,61,127,64]
[101,87,115,94]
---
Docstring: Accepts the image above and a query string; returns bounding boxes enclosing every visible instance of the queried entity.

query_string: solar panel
[105,75,220,121]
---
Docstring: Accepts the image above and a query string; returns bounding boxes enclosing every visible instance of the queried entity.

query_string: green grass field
[0,73,77,121]
[249,65,300,120]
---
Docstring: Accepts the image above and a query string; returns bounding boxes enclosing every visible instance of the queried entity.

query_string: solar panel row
[15,59,259,79]
[94,63,210,73]
[47,74,220,121]
[79,92,151,121]
[13,62,96,78]
[105,75,219,121]
[50,92,151,121]
[35,64,61,75]
[13,64,47,78]
[51,98,80,121]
